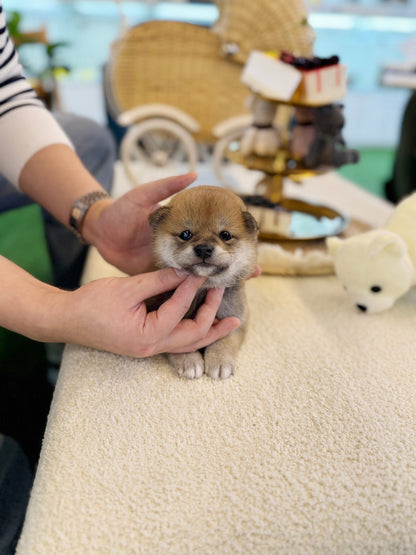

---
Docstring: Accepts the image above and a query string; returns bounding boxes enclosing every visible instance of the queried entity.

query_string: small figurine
[301,104,359,169]
[240,94,281,157]
[288,106,316,160]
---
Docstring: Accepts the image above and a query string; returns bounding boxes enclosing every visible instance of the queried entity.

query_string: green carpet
[0,204,52,280]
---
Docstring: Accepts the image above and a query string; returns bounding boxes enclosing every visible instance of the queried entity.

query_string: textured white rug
[17,271,416,553]
[18,170,416,553]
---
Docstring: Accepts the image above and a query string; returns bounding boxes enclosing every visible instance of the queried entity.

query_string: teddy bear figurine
[301,104,359,169]
[326,192,416,313]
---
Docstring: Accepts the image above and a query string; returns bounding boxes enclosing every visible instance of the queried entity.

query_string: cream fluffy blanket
[17,176,416,553]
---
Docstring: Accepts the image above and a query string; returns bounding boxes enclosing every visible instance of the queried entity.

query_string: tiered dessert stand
[219,51,360,243]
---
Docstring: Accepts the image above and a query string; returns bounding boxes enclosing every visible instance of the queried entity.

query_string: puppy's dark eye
[370,285,382,293]
[219,230,232,241]
[179,230,192,241]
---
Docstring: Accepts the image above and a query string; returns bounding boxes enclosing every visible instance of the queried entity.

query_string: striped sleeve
[0,2,73,188]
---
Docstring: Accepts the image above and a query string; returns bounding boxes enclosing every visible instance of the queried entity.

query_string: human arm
[0,6,110,243]
[0,4,73,185]
[0,255,240,357]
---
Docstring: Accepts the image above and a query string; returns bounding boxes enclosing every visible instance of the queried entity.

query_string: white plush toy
[326,192,416,313]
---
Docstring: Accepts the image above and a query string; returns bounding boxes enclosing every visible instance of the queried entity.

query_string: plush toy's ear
[148,206,171,230]
[326,236,343,256]
[368,231,407,259]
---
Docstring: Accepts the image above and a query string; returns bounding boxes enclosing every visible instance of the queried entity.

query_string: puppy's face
[149,186,258,287]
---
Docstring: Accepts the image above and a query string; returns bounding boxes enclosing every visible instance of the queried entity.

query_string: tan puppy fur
[148,185,258,379]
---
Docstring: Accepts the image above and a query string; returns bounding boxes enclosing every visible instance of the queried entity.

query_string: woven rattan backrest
[213,0,315,64]
[107,21,250,143]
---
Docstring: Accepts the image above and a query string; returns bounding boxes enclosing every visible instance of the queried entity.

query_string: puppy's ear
[242,210,259,234]
[148,206,171,230]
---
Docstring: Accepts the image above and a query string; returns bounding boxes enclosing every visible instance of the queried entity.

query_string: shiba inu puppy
[148,185,258,379]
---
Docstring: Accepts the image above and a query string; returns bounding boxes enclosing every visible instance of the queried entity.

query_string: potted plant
[6,10,70,110]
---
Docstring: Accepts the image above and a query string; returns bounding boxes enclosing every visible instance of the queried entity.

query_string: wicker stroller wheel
[120,118,199,187]
[213,127,249,188]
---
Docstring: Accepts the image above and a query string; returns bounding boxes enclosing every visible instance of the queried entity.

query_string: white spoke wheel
[212,127,248,188]
[120,118,199,186]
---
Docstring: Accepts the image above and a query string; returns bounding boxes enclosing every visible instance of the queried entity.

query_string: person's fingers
[192,287,225,335]
[132,268,201,301]
[156,283,224,338]
[155,287,240,353]
[141,273,206,338]
[166,316,241,354]
[131,173,197,208]
[189,316,241,352]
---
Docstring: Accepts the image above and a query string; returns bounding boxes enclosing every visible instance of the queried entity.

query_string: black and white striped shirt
[0,1,72,187]
[0,3,44,117]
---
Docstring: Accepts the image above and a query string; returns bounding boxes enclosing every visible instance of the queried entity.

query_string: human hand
[82,173,197,275]
[60,268,240,357]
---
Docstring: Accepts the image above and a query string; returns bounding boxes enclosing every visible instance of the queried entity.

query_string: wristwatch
[69,191,111,243]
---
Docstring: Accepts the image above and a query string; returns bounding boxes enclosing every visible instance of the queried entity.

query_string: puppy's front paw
[204,349,235,380]
[204,360,235,380]
[167,352,204,379]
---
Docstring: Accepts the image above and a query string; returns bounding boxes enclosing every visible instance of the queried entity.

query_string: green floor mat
[0,204,52,281]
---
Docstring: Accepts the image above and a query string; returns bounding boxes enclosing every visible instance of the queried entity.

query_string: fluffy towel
[17,175,416,553]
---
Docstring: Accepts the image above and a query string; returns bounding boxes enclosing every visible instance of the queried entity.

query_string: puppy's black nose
[356,303,367,313]
[194,244,214,260]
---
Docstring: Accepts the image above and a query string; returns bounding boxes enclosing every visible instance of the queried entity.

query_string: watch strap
[69,191,111,243]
